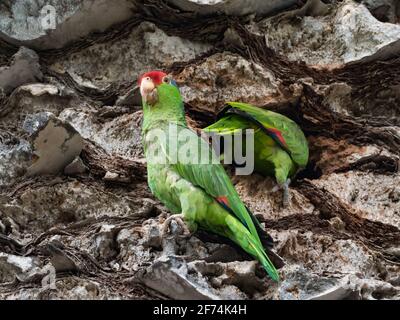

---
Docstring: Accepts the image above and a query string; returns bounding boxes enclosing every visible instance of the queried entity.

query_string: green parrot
[203,102,309,207]
[139,70,280,281]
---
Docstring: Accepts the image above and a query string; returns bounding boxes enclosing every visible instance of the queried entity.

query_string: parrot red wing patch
[216,196,236,217]
[216,196,229,207]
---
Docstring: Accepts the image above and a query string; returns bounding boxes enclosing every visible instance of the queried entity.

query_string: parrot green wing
[163,123,264,248]
[214,102,309,168]
[202,114,250,135]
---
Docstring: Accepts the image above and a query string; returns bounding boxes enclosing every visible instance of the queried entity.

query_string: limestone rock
[59,108,142,160]
[250,0,400,65]
[169,0,297,16]
[1,83,78,134]
[63,156,87,175]
[0,252,41,282]
[0,131,31,187]
[0,47,42,94]
[175,52,284,114]
[52,22,212,90]
[0,0,137,49]
[1,0,399,301]
[92,224,118,261]
[278,266,356,300]
[23,112,83,176]
[312,171,400,229]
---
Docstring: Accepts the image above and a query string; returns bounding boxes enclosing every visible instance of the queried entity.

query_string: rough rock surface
[52,21,212,90]
[1,0,400,300]
[362,0,400,24]
[0,0,137,49]
[169,0,298,16]
[248,0,400,65]
[0,47,42,94]
[0,131,31,187]
[23,112,83,176]
[176,52,285,114]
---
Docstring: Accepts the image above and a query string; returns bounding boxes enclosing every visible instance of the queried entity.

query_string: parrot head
[138,70,177,105]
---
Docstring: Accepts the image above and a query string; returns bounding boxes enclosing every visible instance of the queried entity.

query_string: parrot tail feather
[244,207,285,270]
[223,206,280,282]
[247,207,274,250]
[216,197,275,251]
[247,233,280,282]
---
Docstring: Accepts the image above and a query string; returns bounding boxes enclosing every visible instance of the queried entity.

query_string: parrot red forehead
[138,71,167,86]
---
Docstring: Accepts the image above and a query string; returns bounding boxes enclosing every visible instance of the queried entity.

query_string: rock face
[249,0,400,65]
[176,52,283,114]
[0,0,137,49]
[23,112,83,176]
[0,132,31,187]
[0,47,42,94]
[52,21,212,90]
[1,0,400,300]
[169,0,298,16]
[362,0,400,24]
[0,252,41,282]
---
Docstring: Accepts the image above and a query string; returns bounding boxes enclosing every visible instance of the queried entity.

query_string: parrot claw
[161,214,192,239]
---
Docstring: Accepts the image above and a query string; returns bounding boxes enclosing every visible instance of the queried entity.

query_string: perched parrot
[203,102,309,207]
[139,70,280,281]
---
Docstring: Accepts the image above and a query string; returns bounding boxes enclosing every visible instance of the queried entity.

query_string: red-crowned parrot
[203,102,309,207]
[139,71,280,281]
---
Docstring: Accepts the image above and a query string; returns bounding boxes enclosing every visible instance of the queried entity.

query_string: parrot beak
[140,79,158,105]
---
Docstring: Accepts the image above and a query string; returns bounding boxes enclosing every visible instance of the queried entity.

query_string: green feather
[203,102,309,184]
[225,102,309,168]
[141,84,279,281]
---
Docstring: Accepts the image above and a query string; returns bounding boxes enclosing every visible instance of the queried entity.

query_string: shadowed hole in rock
[294,161,323,181]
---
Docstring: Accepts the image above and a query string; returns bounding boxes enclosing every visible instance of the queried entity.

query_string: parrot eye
[145,77,151,81]
[162,76,171,84]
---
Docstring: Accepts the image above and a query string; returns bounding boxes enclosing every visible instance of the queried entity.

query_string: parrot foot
[282,179,291,208]
[271,179,291,208]
[161,214,192,239]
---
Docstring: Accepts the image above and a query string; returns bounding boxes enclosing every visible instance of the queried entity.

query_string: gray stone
[355,278,400,300]
[279,265,355,300]
[313,172,400,229]
[52,22,212,90]
[0,180,141,232]
[59,108,143,160]
[0,252,41,282]
[47,244,79,273]
[0,47,42,94]
[0,0,137,50]
[176,52,283,114]
[0,83,78,134]
[116,86,141,107]
[138,256,221,300]
[63,156,87,175]
[191,260,267,295]
[23,112,83,176]
[1,0,400,301]
[0,131,31,187]
[142,224,162,249]
[92,224,118,261]
[362,0,398,24]
[250,0,400,65]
